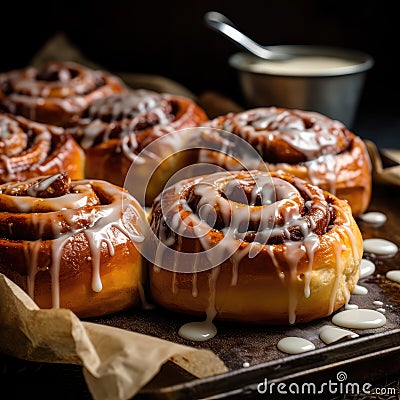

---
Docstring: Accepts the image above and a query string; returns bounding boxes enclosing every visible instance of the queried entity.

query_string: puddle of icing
[363,238,398,256]
[178,318,217,342]
[277,337,315,354]
[319,326,359,344]
[358,212,387,227]
[352,284,368,295]
[386,270,400,284]
[332,309,386,329]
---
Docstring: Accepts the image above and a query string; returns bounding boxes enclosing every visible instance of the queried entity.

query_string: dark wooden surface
[1,182,400,399]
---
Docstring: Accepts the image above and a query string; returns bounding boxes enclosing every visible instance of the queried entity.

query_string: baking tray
[1,182,400,399]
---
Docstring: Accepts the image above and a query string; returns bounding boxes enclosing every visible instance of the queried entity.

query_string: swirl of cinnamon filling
[67,89,208,191]
[0,61,124,126]
[203,107,372,216]
[149,170,363,324]
[0,113,84,182]
[152,170,335,248]
[69,89,208,151]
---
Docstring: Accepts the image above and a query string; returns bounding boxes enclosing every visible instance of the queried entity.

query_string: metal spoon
[204,11,292,61]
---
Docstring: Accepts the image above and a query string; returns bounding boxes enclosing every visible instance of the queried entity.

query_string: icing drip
[329,239,344,314]
[331,204,360,264]
[178,267,220,342]
[277,336,315,354]
[24,241,41,299]
[306,154,337,194]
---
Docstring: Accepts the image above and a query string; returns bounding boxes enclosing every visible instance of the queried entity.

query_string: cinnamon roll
[202,107,372,217]
[0,61,124,126]
[0,112,84,182]
[67,89,208,204]
[148,170,362,324]
[0,173,146,318]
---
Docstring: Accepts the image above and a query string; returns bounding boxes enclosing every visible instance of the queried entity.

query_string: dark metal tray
[1,182,400,399]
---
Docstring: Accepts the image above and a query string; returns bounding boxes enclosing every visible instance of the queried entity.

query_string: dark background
[1,0,399,148]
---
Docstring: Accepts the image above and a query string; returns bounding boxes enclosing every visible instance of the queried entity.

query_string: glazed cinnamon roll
[149,170,362,324]
[68,89,208,204]
[0,112,84,182]
[0,61,124,126]
[0,173,146,318]
[202,107,371,217]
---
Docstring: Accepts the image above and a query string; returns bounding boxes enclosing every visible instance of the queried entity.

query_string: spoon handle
[204,11,287,61]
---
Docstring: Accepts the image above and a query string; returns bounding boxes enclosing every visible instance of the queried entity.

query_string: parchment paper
[0,274,227,400]
[365,139,400,186]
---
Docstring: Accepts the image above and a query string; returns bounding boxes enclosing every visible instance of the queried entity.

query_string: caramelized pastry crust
[149,170,362,324]
[202,107,372,216]
[0,173,146,318]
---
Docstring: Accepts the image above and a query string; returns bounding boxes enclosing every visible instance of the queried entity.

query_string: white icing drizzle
[76,91,174,157]
[332,309,386,329]
[329,239,344,314]
[50,236,70,307]
[0,63,122,125]
[277,336,315,354]
[331,204,360,263]
[232,108,345,161]
[18,180,145,307]
[307,154,338,194]
[376,308,386,314]
[0,115,53,180]
[302,234,319,298]
[24,241,41,299]
[363,238,398,256]
[284,241,304,324]
[373,300,383,306]
[137,283,156,310]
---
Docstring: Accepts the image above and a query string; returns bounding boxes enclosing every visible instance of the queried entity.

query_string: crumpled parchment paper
[365,140,400,186]
[0,274,227,400]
